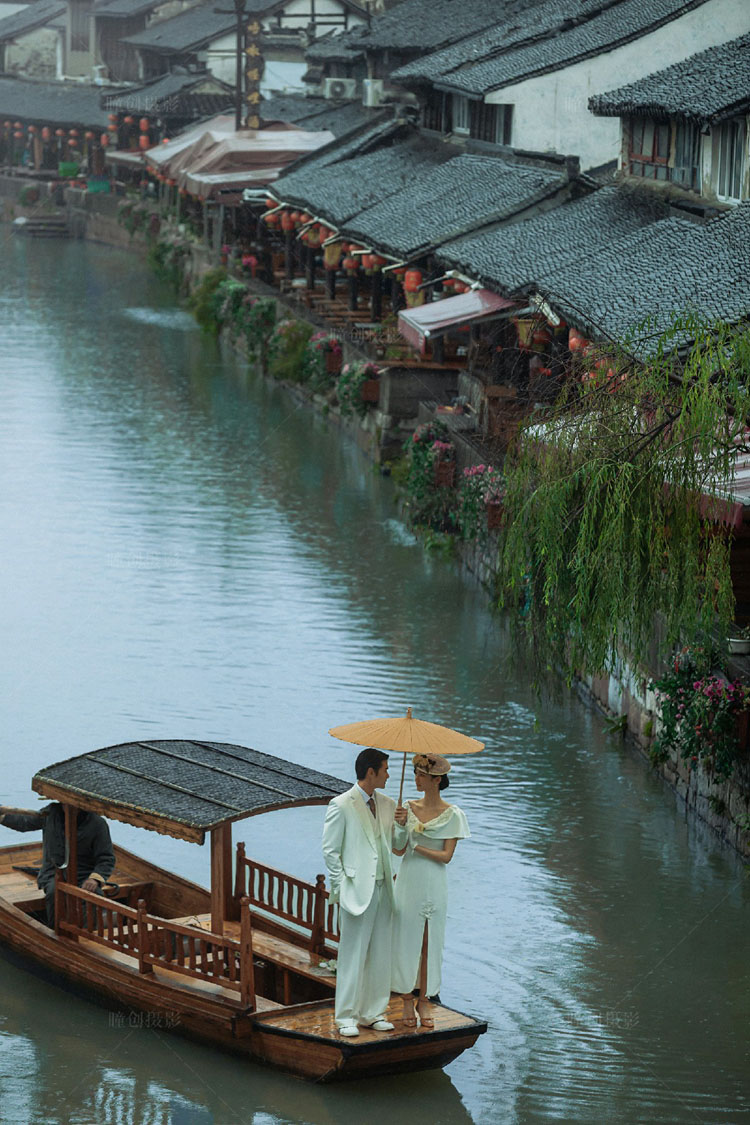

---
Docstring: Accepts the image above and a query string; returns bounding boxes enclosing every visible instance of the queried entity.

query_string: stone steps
[12,215,70,238]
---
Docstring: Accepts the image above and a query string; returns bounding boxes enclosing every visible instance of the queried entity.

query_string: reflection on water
[0,240,749,1124]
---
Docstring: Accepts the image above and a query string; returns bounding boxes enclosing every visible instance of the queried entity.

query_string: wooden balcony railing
[234,844,339,955]
[55,882,255,1008]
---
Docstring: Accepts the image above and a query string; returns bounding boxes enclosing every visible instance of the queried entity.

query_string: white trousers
[335,881,392,1026]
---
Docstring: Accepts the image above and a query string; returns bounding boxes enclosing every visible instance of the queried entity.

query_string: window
[672,121,701,192]
[70,1,91,52]
[629,117,670,180]
[452,95,470,133]
[422,89,450,133]
[470,102,512,145]
[715,118,746,201]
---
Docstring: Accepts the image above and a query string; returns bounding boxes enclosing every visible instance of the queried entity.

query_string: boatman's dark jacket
[0,803,115,891]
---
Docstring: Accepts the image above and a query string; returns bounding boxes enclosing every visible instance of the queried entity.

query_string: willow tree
[497,313,750,681]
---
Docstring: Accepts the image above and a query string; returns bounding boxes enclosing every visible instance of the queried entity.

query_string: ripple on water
[120,306,198,330]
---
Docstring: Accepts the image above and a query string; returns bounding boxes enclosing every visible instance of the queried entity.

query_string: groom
[322,747,407,1036]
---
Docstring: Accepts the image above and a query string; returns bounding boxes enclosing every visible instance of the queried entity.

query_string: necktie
[367,797,376,817]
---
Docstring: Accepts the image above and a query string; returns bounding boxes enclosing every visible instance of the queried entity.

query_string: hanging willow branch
[497,313,750,682]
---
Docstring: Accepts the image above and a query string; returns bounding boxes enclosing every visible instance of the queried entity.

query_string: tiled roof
[122,2,236,52]
[0,0,64,42]
[537,203,750,352]
[590,33,750,123]
[94,0,163,19]
[440,185,668,292]
[261,93,375,137]
[0,75,110,127]
[102,71,235,117]
[357,0,526,52]
[305,26,367,63]
[272,121,454,227]
[394,0,709,96]
[345,153,566,259]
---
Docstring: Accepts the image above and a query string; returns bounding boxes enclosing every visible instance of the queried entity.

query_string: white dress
[391,803,470,997]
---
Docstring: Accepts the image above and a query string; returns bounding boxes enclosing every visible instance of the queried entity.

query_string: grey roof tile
[0,75,110,127]
[537,203,750,351]
[590,32,750,123]
[440,185,668,292]
[346,152,565,258]
[260,93,376,137]
[394,0,710,96]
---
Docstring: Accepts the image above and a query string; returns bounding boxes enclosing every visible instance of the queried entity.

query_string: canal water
[0,239,747,1125]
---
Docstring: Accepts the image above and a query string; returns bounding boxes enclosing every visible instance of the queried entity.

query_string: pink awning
[398,290,516,354]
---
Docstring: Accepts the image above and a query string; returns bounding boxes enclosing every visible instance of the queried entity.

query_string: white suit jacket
[322,785,401,917]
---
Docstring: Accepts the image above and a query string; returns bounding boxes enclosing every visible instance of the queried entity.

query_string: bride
[391,753,470,1028]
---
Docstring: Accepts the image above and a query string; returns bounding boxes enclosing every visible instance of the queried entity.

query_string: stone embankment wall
[4,173,747,859]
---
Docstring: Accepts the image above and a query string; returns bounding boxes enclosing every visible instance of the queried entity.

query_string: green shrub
[239,297,276,362]
[454,464,504,540]
[189,268,228,334]
[267,318,313,382]
[402,420,457,531]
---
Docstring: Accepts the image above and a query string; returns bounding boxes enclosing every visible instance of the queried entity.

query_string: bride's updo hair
[412,752,451,791]
[439,774,450,791]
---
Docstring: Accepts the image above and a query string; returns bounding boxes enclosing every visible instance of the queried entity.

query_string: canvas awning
[142,115,334,201]
[398,289,516,354]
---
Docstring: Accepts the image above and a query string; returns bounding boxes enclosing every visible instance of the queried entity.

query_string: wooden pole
[239,896,255,1010]
[63,804,78,886]
[398,753,407,806]
[210,823,233,935]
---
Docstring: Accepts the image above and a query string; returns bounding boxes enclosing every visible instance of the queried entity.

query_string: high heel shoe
[401,1000,417,1028]
[416,1003,434,1029]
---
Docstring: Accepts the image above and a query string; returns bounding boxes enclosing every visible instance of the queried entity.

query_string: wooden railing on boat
[234,843,339,955]
[55,883,255,1008]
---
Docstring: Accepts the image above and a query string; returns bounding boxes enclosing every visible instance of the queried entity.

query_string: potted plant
[432,440,456,488]
[727,625,750,654]
[302,333,343,392]
[455,465,503,538]
[336,361,380,418]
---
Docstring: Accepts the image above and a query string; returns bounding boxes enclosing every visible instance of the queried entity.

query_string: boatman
[0,802,115,926]
[321,748,408,1037]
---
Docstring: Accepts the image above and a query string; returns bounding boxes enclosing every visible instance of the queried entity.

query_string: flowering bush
[455,464,504,539]
[267,317,313,382]
[402,419,457,530]
[650,648,750,778]
[336,361,379,417]
[239,296,276,361]
[302,332,343,392]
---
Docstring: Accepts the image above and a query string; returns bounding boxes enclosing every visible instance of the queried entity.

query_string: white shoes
[368,1019,395,1031]
[337,1018,395,1035]
[338,1022,359,1037]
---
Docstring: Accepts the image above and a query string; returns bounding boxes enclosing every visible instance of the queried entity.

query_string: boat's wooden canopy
[32,740,349,844]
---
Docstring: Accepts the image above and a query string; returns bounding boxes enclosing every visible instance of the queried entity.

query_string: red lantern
[281,211,295,232]
[299,212,311,224]
[342,256,358,272]
[27,124,37,134]
[13,131,23,140]
[265,197,276,209]
[41,126,50,141]
[290,211,301,223]
[139,118,149,133]
[108,123,117,132]
[55,128,65,137]
[404,269,422,293]
[13,121,21,129]
[123,115,133,125]
[319,225,332,240]
[3,121,10,129]
[264,212,279,227]
[100,133,109,146]
[138,134,149,151]
[361,254,375,270]
[108,113,117,122]
[68,128,79,137]
[372,255,387,269]
[162,138,169,144]
[67,138,77,147]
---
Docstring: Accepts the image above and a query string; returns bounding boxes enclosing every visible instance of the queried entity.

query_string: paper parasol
[328,707,484,803]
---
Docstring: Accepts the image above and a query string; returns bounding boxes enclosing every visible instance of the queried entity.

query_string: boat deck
[252,992,482,1043]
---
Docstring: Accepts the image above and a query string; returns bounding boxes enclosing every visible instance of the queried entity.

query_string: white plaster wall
[5,27,61,79]
[487,0,750,170]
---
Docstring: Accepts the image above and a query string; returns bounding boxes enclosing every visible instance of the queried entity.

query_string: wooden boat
[0,739,486,1082]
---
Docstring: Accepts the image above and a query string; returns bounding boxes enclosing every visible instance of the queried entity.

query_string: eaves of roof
[0,0,65,42]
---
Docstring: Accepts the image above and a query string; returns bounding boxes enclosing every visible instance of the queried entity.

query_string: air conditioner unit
[362,78,385,108]
[324,77,357,101]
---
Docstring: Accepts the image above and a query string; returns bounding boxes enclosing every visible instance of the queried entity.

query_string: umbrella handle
[397,753,406,806]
